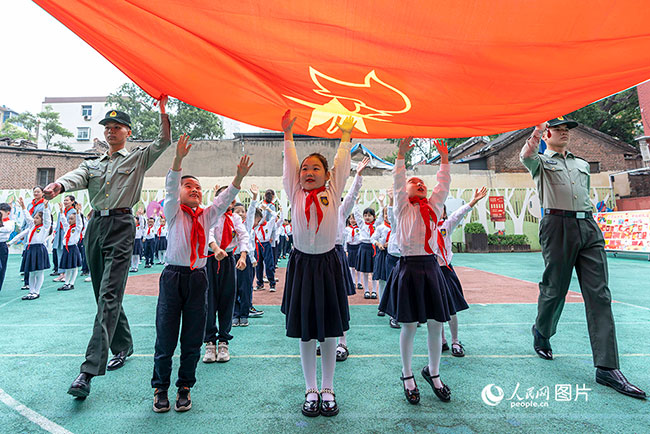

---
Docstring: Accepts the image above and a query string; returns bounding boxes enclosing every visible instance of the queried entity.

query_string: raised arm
[328,116,355,197]
[341,157,368,218]
[42,202,52,230]
[143,96,172,170]
[393,137,413,217]
[428,140,451,219]
[282,110,301,197]
[50,163,90,197]
[520,122,546,176]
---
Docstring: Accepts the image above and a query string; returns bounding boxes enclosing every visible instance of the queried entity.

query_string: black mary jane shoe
[335,343,349,362]
[319,388,339,417]
[421,366,451,402]
[370,292,377,299]
[441,342,450,352]
[377,310,386,317]
[451,342,465,357]
[364,291,371,299]
[301,389,320,417]
[400,375,420,404]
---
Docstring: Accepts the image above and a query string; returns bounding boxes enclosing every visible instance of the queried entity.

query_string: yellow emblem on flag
[557,115,564,120]
[110,111,117,117]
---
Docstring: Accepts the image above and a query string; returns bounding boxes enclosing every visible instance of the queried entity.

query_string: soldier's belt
[544,208,590,219]
[95,208,133,217]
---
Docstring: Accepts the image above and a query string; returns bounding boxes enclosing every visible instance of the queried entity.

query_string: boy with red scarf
[151,133,252,413]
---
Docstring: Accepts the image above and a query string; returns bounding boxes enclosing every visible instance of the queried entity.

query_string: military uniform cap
[99,110,132,128]
[547,116,578,129]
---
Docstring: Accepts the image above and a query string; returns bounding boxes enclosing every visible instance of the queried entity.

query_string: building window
[77,127,91,141]
[37,168,55,186]
[468,159,487,170]
[588,162,600,173]
[82,105,92,117]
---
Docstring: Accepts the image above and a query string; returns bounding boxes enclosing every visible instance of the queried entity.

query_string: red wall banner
[489,196,506,222]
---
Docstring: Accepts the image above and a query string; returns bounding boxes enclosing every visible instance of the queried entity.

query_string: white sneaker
[269,287,276,292]
[84,277,92,282]
[216,342,230,363]
[203,342,216,363]
[263,278,269,283]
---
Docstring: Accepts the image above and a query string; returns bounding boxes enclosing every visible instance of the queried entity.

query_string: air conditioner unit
[84,115,92,121]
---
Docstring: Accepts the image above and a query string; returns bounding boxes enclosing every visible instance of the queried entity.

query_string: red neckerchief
[408,196,448,265]
[384,222,391,243]
[287,224,292,233]
[257,221,267,241]
[157,224,165,236]
[304,186,326,233]
[28,198,44,216]
[365,221,375,237]
[220,210,235,250]
[58,206,73,232]
[348,224,358,240]
[27,224,43,249]
[147,226,153,236]
[180,204,207,269]
[2,217,9,223]
[64,224,76,251]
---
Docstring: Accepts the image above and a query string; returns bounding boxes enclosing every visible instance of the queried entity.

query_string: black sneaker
[175,387,192,412]
[153,389,170,413]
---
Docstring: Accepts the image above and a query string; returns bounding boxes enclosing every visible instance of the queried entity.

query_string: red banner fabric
[33,0,650,138]
[489,196,506,222]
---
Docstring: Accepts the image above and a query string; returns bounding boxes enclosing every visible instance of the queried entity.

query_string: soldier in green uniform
[520,117,645,399]
[43,97,171,398]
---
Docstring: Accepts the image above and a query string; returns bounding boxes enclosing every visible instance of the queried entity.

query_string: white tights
[29,270,44,295]
[158,250,166,263]
[299,338,337,402]
[63,268,78,285]
[361,272,376,293]
[349,267,359,285]
[131,255,139,269]
[441,315,459,344]
[400,320,444,390]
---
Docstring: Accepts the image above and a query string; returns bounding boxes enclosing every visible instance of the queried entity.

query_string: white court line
[0,387,73,434]
[0,295,24,309]
[1,353,649,359]
[615,301,650,312]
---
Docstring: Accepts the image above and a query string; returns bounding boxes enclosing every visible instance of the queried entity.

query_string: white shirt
[143,224,157,240]
[284,223,293,236]
[386,206,401,256]
[393,159,450,257]
[335,173,362,246]
[253,219,274,244]
[163,169,238,268]
[9,207,52,247]
[134,215,146,239]
[0,218,16,243]
[345,225,361,247]
[60,212,83,247]
[435,203,472,265]
[353,205,383,244]
[244,200,258,264]
[371,222,391,248]
[283,140,351,255]
[208,211,250,253]
[154,217,168,238]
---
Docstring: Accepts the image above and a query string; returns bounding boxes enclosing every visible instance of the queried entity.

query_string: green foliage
[487,234,530,245]
[38,106,74,150]
[464,222,486,234]
[567,88,641,145]
[6,112,38,139]
[106,83,225,140]
[0,122,32,141]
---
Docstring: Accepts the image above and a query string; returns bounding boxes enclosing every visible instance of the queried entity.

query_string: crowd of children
[0,108,493,417]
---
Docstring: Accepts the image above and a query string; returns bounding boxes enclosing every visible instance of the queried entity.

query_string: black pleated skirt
[24,244,50,272]
[133,238,143,255]
[378,255,451,324]
[335,244,356,296]
[372,248,388,281]
[356,242,374,273]
[156,236,168,250]
[59,244,82,269]
[346,243,360,268]
[281,248,350,342]
[441,264,469,314]
[384,253,399,281]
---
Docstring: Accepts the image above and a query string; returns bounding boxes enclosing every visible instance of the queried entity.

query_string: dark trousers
[52,247,59,274]
[204,253,237,343]
[536,215,619,369]
[286,234,293,254]
[255,241,275,288]
[0,242,7,292]
[152,265,208,390]
[143,238,156,266]
[273,243,280,267]
[234,253,253,319]
[81,214,135,376]
[79,242,89,274]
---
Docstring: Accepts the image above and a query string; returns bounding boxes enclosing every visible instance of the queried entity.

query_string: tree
[0,122,32,141]
[568,88,641,145]
[38,105,74,150]
[5,112,38,140]
[106,83,225,140]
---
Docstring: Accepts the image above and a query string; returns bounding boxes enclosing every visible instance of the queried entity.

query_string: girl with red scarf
[280,110,353,418]
[19,186,46,290]
[378,137,453,405]
[9,198,52,300]
[57,202,83,291]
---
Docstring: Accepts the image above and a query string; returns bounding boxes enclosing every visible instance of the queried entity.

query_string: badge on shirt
[440,229,447,237]
[544,159,558,165]
[320,196,329,206]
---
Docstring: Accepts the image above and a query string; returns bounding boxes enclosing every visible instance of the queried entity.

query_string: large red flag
[34,0,650,138]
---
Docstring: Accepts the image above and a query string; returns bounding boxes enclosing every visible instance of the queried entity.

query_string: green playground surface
[0,252,648,433]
